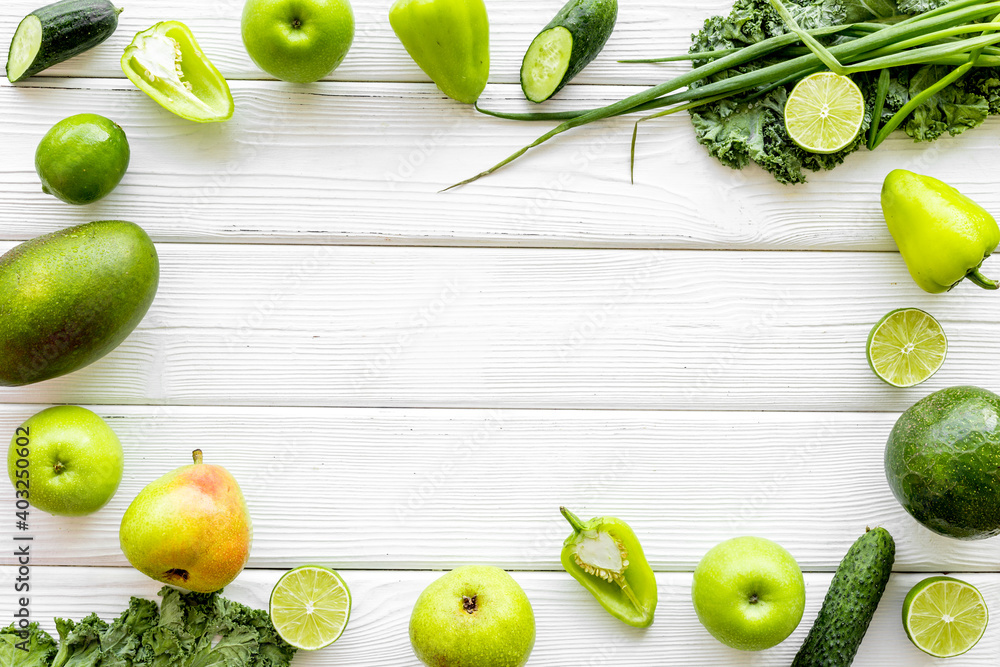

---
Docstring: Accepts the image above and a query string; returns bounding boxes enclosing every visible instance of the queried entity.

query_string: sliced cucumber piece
[6,0,121,83]
[7,16,44,82]
[522,27,573,103]
[520,0,617,103]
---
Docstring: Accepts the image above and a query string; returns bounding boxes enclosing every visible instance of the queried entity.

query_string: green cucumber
[6,0,122,82]
[791,527,895,667]
[520,0,617,103]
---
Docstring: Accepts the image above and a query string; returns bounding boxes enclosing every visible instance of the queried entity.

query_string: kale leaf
[687,0,998,183]
[2,588,295,667]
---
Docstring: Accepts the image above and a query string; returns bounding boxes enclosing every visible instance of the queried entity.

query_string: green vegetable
[0,623,57,665]
[0,220,159,386]
[885,386,1000,540]
[388,0,490,104]
[449,0,1000,188]
[121,21,234,123]
[6,0,121,83]
[791,527,895,667]
[2,587,296,667]
[559,507,657,628]
[881,169,1000,293]
[520,0,617,103]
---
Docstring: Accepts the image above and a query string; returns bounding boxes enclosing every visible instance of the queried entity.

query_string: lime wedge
[270,565,352,650]
[866,308,947,388]
[784,72,864,153]
[903,576,988,658]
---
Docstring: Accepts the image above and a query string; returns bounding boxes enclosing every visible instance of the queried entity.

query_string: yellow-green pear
[119,449,252,593]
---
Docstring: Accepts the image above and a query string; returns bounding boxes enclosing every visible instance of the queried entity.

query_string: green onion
[447,0,1000,190]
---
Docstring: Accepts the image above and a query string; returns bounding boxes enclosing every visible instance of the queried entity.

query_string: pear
[119,449,252,593]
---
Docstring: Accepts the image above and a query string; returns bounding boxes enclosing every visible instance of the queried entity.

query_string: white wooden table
[2,1,1000,664]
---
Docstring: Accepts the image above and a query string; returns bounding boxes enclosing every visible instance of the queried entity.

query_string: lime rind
[866,308,947,388]
[270,565,352,651]
[785,72,864,154]
[903,576,988,658]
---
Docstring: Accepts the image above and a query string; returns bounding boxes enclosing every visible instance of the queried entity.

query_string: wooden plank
[0,244,997,412]
[2,567,998,666]
[0,0,728,84]
[2,405,999,571]
[4,78,999,249]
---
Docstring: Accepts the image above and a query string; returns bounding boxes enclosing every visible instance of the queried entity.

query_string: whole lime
[7,405,124,516]
[35,113,130,205]
[241,0,355,84]
[885,386,1000,540]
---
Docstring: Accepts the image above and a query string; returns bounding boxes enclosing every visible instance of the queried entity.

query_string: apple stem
[192,449,203,465]
[560,507,587,533]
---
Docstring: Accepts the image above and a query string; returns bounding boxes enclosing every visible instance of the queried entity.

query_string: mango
[0,220,159,386]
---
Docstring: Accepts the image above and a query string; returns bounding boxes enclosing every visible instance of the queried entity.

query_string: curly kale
[1,588,295,667]
[688,0,1000,183]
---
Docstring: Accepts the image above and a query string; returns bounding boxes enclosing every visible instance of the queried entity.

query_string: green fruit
[791,527,895,667]
[119,450,252,593]
[7,405,123,516]
[691,536,805,652]
[241,0,355,84]
[0,220,159,386]
[885,386,1000,540]
[409,565,535,667]
[35,113,130,205]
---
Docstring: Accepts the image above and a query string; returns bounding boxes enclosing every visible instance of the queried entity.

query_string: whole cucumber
[791,527,895,667]
[7,0,122,82]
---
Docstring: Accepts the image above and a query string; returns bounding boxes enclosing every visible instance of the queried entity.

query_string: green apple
[409,565,535,667]
[241,0,355,83]
[7,406,124,516]
[691,536,805,651]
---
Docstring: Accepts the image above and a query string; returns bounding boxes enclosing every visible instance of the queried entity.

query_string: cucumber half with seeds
[520,0,617,103]
[7,0,122,83]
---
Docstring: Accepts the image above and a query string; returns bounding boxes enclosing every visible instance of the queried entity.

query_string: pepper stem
[560,507,587,533]
[967,267,1000,290]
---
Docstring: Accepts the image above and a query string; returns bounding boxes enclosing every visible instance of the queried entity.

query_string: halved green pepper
[388,0,490,104]
[559,507,657,627]
[121,21,233,123]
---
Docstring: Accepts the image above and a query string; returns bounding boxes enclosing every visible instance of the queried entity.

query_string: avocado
[885,385,1000,540]
[791,527,895,667]
[0,220,158,386]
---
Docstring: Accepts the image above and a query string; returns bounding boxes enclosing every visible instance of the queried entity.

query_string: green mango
[881,170,1000,293]
[885,386,1000,540]
[0,220,159,386]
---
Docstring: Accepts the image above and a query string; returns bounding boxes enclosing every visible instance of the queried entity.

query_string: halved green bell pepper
[121,21,233,123]
[559,507,657,627]
[881,169,1000,293]
[388,0,490,104]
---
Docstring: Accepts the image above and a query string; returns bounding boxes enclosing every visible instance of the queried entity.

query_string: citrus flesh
[784,72,864,154]
[903,576,988,658]
[866,308,947,387]
[270,565,351,650]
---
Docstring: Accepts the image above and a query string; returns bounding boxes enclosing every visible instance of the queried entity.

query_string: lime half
[903,576,988,658]
[784,72,864,153]
[866,308,947,388]
[270,565,352,650]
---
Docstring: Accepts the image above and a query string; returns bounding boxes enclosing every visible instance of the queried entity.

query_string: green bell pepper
[121,21,234,123]
[388,0,490,104]
[881,169,1000,293]
[559,507,657,627]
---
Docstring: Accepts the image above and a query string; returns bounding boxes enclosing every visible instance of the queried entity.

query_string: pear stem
[560,506,587,533]
[192,449,203,464]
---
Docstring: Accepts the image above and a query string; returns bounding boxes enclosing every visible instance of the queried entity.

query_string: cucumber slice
[520,0,617,103]
[6,0,121,83]
[522,27,573,104]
